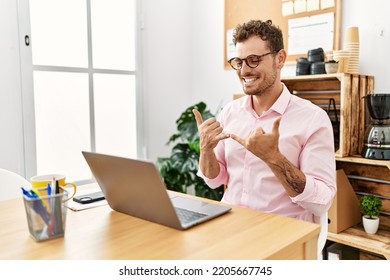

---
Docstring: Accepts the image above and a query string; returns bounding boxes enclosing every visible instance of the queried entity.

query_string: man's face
[235,36,278,96]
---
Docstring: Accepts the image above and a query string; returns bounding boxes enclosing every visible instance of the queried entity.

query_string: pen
[21,187,34,198]
[22,188,51,225]
[55,179,59,194]
[49,177,60,235]
[51,177,57,194]
[53,179,63,234]
[29,189,39,198]
[31,186,51,211]
[35,201,50,225]
[47,183,52,196]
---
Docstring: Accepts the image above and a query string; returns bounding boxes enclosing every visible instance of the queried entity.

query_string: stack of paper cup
[344,26,360,74]
[333,50,350,73]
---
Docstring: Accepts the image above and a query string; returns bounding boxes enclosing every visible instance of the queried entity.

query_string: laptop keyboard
[175,207,207,224]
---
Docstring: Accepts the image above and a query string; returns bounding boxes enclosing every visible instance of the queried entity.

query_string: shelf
[282,73,372,82]
[279,74,390,260]
[282,74,374,157]
[282,73,345,82]
[331,156,390,259]
[335,155,390,169]
[327,224,390,260]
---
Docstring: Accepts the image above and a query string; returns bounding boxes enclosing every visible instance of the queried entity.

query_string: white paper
[294,0,307,13]
[288,12,334,55]
[321,0,335,9]
[282,1,294,16]
[226,29,235,60]
[307,0,320,11]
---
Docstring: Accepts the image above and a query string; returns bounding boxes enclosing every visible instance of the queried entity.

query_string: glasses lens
[229,58,242,70]
[246,55,260,68]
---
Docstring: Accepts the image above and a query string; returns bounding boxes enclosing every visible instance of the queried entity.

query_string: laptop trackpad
[170,196,226,215]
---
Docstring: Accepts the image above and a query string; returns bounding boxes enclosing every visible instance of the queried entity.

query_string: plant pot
[362,215,380,234]
[325,62,338,74]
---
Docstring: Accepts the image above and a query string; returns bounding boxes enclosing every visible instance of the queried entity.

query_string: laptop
[82,151,231,230]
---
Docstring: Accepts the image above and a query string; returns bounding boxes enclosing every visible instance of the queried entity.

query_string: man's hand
[192,109,230,152]
[230,116,282,162]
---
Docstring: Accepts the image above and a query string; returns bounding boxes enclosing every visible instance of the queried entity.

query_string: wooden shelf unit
[282,73,375,158]
[281,75,389,260]
[333,156,390,260]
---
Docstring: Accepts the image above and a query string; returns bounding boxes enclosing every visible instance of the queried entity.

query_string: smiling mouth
[243,77,258,84]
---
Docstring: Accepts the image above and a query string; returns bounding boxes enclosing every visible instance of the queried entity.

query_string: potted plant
[359,194,382,234]
[325,59,339,74]
[156,102,224,201]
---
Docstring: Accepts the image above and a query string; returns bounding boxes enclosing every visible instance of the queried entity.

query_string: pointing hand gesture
[230,117,282,161]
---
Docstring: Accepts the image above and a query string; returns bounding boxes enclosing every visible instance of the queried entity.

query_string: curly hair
[232,19,284,52]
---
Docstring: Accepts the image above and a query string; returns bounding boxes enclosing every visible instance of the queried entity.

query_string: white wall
[341,0,390,92]
[141,0,193,160]
[1,0,390,180]
[189,0,238,111]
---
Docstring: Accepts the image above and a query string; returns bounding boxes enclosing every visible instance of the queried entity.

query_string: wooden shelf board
[327,224,390,260]
[335,155,390,169]
[282,73,344,81]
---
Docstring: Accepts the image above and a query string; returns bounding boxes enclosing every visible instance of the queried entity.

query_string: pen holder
[23,190,68,242]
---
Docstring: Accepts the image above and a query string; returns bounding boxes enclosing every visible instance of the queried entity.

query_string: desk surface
[0,184,319,260]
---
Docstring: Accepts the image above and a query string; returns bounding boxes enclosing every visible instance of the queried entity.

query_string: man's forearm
[266,153,306,197]
[199,150,220,179]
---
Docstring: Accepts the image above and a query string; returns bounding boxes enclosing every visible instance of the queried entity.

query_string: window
[26,0,139,183]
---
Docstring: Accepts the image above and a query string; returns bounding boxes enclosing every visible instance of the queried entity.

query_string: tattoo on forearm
[271,160,305,194]
[286,169,305,194]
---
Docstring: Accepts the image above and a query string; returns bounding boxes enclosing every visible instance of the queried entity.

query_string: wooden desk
[0,184,319,260]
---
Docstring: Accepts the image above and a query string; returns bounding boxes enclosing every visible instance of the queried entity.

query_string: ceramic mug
[30,174,77,202]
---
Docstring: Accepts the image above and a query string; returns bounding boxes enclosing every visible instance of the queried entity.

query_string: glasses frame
[228,51,277,70]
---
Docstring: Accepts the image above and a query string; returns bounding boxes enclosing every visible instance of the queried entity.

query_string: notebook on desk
[82,151,231,230]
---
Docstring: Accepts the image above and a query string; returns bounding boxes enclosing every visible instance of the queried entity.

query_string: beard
[242,62,278,96]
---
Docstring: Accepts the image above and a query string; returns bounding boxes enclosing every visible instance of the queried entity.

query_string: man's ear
[276,49,287,68]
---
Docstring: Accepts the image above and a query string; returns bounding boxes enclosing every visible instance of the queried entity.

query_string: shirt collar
[243,83,291,115]
[270,83,290,115]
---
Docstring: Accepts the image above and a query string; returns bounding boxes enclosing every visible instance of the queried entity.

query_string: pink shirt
[198,84,336,223]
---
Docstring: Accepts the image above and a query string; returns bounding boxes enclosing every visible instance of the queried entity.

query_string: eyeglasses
[228,51,277,70]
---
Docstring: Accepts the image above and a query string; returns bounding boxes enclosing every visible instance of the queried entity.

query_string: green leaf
[156,157,192,193]
[188,140,200,154]
[171,143,199,173]
[360,194,382,218]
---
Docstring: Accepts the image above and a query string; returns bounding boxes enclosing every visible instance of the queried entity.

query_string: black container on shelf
[296,57,311,76]
[310,61,326,75]
[307,47,324,63]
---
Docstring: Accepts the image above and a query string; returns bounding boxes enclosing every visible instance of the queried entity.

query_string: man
[193,19,336,223]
